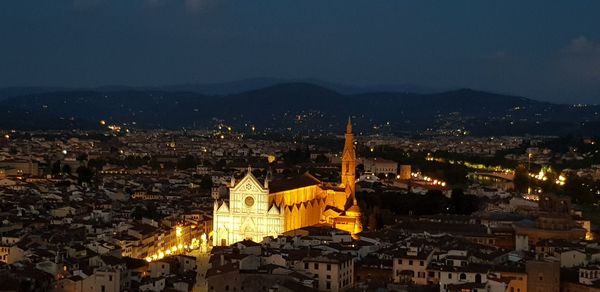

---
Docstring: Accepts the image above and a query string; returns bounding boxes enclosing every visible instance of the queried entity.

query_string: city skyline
[2,2,600,291]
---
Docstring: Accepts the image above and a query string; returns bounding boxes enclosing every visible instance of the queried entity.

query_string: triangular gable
[322,208,342,217]
[216,202,229,213]
[240,217,256,232]
[231,171,267,193]
[268,204,280,215]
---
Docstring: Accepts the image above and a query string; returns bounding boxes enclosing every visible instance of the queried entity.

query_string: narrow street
[190,247,211,292]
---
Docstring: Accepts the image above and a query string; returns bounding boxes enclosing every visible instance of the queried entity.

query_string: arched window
[475,274,482,283]
[459,273,466,281]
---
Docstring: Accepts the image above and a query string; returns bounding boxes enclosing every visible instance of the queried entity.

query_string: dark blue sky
[1,1,599,103]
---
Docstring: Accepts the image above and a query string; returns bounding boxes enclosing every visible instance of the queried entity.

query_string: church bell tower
[341,117,356,199]
[340,117,362,237]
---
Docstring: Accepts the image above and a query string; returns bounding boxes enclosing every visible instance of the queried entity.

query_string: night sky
[1,1,600,103]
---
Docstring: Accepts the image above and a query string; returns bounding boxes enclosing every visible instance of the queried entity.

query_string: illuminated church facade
[212,119,362,246]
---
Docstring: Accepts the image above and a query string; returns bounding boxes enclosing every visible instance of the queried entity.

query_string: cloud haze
[563,36,600,81]
[1,1,600,103]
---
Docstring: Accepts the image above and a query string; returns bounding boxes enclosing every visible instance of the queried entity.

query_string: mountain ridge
[0,82,598,136]
[0,78,443,100]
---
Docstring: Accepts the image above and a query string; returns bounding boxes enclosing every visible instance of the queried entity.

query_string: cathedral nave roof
[269,172,321,193]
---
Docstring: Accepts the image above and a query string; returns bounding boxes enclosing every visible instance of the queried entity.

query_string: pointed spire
[247,165,252,174]
[265,166,272,189]
[346,116,352,134]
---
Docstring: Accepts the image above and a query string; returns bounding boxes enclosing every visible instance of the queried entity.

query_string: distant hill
[0,86,66,101]
[1,82,599,136]
[0,78,440,100]
[0,104,94,130]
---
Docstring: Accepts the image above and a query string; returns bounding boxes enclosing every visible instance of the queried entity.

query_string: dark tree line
[357,188,481,230]
[132,202,163,220]
[282,147,311,166]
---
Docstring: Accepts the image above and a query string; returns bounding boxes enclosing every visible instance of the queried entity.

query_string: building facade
[392,246,434,285]
[361,158,398,175]
[213,170,286,246]
[213,120,362,246]
[296,254,354,292]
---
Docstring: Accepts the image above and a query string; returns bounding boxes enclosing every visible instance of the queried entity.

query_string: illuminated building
[213,119,362,246]
[398,165,412,180]
[361,157,398,175]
